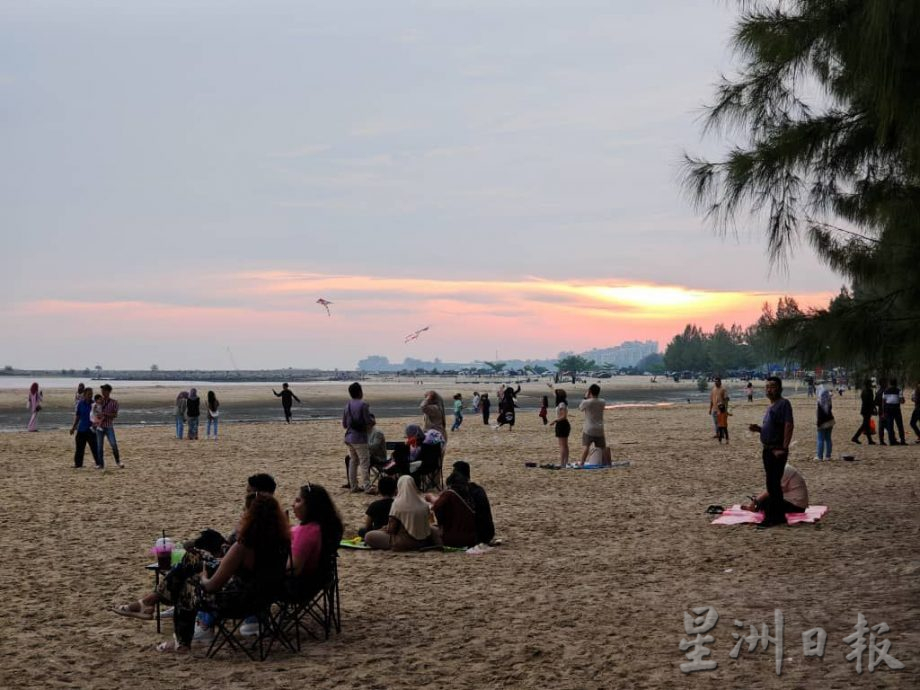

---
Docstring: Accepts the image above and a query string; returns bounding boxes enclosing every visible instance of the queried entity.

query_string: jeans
[207,416,219,438]
[761,446,788,524]
[346,442,370,490]
[911,408,920,439]
[711,411,719,434]
[96,426,120,467]
[74,430,100,467]
[176,418,185,439]
[816,427,833,459]
[884,405,905,443]
[187,417,199,439]
[451,413,463,431]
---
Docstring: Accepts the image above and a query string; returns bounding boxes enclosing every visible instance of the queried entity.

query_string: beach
[0,380,917,689]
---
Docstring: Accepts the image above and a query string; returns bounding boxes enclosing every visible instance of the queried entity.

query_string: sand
[0,381,917,689]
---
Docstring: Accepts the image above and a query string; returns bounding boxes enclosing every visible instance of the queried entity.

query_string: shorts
[554,419,571,438]
[581,432,606,448]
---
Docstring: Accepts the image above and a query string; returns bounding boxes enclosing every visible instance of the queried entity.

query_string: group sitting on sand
[361,461,495,551]
[113,473,343,653]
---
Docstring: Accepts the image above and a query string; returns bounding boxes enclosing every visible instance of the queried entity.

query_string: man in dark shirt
[851,379,877,444]
[452,460,495,544]
[69,386,100,468]
[882,378,907,445]
[272,383,301,423]
[748,376,794,527]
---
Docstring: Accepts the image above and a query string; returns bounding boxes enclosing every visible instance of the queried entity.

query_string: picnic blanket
[339,538,472,553]
[530,461,631,470]
[711,504,828,525]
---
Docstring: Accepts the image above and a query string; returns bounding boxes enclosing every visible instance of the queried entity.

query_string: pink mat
[711,504,828,525]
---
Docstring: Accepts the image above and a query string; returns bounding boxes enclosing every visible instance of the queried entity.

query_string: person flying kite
[404,325,430,343]
[316,298,333,316]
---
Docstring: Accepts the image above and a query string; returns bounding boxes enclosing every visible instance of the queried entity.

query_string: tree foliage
[555,355,596,383]
[684,0,920,378]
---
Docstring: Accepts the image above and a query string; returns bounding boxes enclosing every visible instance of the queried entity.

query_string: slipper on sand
[113,600,153,620]
[156,639,190,654]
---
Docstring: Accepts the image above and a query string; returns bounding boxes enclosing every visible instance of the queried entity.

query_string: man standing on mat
[748,376,794,527]
[578,384,611,466]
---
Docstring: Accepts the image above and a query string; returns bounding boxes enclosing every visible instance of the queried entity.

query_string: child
[91,394,104,430]
[539,395,548,425]
[451,393,464,431]
[359,475,397,538]
[716,403,730,443]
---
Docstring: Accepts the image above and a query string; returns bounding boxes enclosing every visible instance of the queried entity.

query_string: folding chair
[412,443,443,491]
[274,552,341,651]
[201,546,292,661]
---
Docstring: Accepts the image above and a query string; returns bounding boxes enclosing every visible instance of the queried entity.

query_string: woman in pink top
[290,483,343,579]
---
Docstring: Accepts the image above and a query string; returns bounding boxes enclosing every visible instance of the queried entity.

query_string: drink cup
[156,547,173,570]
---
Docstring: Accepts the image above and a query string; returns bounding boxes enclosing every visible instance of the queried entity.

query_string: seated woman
[115,492,290,653]
[290,483,343,580]
[742,463,809,514]
[364,476,436,551]
[428,471,477,548]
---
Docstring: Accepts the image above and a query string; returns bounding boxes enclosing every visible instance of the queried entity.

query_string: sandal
[113,600,154,620]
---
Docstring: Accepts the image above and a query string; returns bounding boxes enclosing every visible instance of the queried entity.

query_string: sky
[1,0,844,370]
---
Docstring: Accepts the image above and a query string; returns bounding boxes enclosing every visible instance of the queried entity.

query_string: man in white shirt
[578,384,611,466]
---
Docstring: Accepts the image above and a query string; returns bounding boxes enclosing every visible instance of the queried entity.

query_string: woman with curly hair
[114,493,290,653]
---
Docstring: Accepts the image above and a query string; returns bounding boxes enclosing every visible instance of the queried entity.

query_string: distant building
[579,340,658,368]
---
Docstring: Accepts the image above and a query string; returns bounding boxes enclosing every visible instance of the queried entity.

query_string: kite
[404,325,430,343]
[316,298,333,317]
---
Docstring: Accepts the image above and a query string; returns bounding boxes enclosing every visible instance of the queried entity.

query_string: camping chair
[412,443,443,492]
[200,546,293,661]
[274,552,341,650]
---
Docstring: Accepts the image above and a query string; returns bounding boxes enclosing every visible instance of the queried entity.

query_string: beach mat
[530,461,631,470]
[711,504,828,526]
[339,539,469,552]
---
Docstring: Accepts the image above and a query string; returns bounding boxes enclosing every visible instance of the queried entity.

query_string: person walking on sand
[480,393,491,425]
[450,393,464,432]
[70,386,100,468]
[909,382,920,443]
[96,384,123,468]
[549,389,571,465]
[27,382,43,432]
[578,384,611,466]
[708,376,728,438]
[746,381,754,403]
[273,383,300,423]
[539,395,549,425]
[206,391,220,439]
[747,376,794,527]
[343,382,375,493]
[174,391,188,440]
[851,378,876,445]
[882,378,907,445]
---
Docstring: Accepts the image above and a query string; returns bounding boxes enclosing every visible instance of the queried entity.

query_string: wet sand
[0,381,917,689]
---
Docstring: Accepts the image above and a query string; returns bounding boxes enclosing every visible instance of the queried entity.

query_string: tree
[684,0,920,377]
[150,364,159,372]
[482,361,507,375]
[663,325,710,372]
[555,355,596,384]
[635,352,666,374]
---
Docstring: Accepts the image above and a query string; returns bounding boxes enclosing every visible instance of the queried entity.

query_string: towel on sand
[711,504,828,525]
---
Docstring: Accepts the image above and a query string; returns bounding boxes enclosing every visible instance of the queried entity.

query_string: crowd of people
[175,389,220,440]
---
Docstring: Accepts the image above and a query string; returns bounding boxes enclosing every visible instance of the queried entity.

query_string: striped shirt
[99,398,119,428]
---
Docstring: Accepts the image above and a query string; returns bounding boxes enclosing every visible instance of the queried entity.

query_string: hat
[100,384,113,391]
[452,460,471,479]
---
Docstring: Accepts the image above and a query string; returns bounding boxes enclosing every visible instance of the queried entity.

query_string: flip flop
[113,600,154,620]
[156,639,190,654]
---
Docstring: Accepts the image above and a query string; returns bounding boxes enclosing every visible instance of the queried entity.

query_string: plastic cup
[156,547,173,570]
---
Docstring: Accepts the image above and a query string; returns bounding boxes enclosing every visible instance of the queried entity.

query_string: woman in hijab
[495,385,518,429]
[429,471,477,548]
[420,390,447,442]
[364,475,435,551]
[175,391,189,440]
[27,382,43,432]
[815,385,835,461]
[186,388,201,440]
